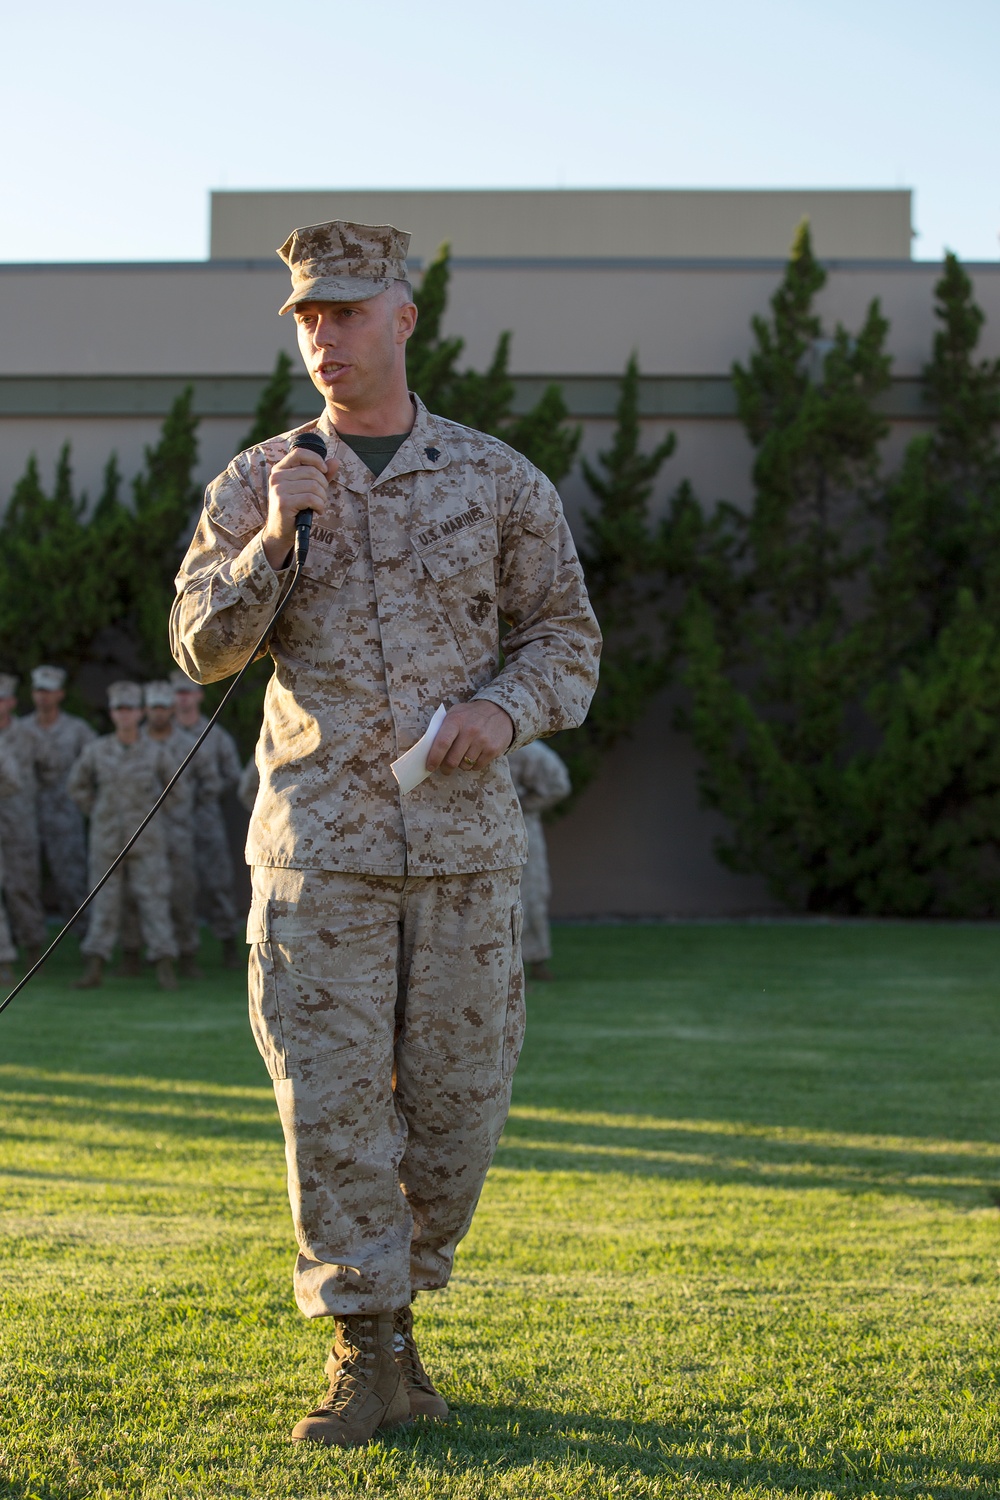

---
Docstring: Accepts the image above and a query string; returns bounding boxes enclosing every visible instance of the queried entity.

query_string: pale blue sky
[3,0,998,263]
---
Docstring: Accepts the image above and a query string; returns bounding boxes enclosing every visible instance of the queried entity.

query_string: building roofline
[1,255,996,275]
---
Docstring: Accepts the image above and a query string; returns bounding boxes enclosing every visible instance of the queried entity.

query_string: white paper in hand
[390,704,448,794]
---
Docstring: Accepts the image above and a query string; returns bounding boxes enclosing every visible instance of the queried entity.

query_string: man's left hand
[426,701,514,776]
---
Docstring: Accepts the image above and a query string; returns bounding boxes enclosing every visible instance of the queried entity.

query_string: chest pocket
[414,518,498,584]
[413,519,500,675]
[274,527,363,665]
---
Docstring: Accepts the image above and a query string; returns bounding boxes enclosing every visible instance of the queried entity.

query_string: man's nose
[315,315,338,347]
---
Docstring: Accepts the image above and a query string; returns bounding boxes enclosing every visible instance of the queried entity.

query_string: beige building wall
[3,190,997,916]
[210,188,913,264]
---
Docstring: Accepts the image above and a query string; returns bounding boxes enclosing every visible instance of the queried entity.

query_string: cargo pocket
[246,898,288,1081]
[502,899,526,1080]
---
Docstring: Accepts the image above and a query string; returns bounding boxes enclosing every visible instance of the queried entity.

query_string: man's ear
[397,301,418,344]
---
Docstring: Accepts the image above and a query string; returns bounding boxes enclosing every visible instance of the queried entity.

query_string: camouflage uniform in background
[67,734,178,963]
[22,710,95,920]
[189,716,243,942]
[171,393,601,1319]
[0,716,46,954]
[0,743,19,968]
[508,740,572,967]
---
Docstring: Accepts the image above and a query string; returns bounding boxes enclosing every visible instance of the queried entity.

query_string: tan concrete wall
[4,260,997,387]
[210,188,913,263]
[3,250,997,916]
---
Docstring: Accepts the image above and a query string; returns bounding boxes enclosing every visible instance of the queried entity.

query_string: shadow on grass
[380,1399,999,1499]
[494,1113,1000,1205]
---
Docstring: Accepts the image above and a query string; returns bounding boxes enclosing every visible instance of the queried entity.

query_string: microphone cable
[0,429,326,1017]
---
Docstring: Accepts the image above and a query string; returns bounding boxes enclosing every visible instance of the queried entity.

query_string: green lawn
[1,922,999,1499]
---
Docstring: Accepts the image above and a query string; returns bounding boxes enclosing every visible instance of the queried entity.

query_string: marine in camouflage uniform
[508,739,572,980]
[0,673,46,962]
[136,681,221,978]
[170,218,600,1445]
[21,665,95,922]
[0,737,19,983]
[67,681,178,990]
[170,671,243,967]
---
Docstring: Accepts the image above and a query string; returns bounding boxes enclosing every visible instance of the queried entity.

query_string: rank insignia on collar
[424,447,440,461]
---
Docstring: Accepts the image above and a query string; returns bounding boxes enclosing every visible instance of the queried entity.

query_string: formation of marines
[0,665,245,990]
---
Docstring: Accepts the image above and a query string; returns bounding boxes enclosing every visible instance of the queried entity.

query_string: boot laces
[392,1311,434,1394]
[319,1320,378,1414]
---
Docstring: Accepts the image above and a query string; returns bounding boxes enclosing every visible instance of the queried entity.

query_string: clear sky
[2,0,998,264]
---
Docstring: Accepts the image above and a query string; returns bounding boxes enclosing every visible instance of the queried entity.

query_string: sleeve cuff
[229,532,289,605]
[472,680,539,752]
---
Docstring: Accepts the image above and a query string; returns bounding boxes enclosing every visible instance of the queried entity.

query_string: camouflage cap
[169,668,199,692]
[0,673,18,698]
[32,665,66,692]
[108,681,143,709]
[277,219,411,316]
[144,680,174,709]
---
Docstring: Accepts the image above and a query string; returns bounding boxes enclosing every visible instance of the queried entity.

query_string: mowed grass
[1,923,1000,1499]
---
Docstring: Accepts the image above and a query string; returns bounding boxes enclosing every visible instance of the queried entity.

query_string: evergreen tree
[238,350,296,450]
[0,448,112,695]
[125,388,202,676]
[842,254,1000,914]
[676,222,893,909]
[407,244,580,483]
[552,353,677,797]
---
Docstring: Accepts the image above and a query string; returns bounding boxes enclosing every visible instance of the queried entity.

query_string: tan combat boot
[73,955,104,990]
[155,957,178,991]
[392,1304,449,1421]
[291,1312,412,1446]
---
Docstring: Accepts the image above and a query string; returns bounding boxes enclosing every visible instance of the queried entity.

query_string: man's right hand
[262,446,339,570]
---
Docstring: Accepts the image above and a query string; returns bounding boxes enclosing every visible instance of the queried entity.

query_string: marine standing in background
[142,680,220,979]
[0,740,20,986]
[21,665,95,921]
[508,740,572,981]
[170,670,244,968]
[67,682,179,992]
[0,673,47,966]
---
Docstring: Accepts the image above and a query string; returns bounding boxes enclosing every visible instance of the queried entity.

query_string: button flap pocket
[415,519,498,582]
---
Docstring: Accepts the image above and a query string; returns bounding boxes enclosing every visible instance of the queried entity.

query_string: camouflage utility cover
[278,219,411,315]
[170,397,600,878]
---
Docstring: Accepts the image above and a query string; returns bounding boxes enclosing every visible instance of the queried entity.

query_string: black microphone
[289,430,328,565]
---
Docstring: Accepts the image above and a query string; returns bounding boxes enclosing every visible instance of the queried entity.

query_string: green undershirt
[337,430,410,478]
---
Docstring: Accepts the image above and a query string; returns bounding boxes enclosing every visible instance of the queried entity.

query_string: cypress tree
[126,388,201,676]
[677,222,893,909]
[845,254,1000,914]
[552,352,676,797]
[238,350,295,451]
[0,448,112,693]
[407,244,580,484]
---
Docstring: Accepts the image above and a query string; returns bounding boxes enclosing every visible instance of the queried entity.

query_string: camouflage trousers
[195,802,240,940]
[519,815,552,965]
[81,839,178,963]
[247,865,525,1318]
[122,838,199,957]
[0,817,46,951]
[0,845,15,964]
[37,797,89,921]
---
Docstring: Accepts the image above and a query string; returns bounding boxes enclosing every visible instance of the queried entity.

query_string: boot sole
[291,1414,413,1447]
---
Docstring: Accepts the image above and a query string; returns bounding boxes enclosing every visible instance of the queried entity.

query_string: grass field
[1,922,1000,1499]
